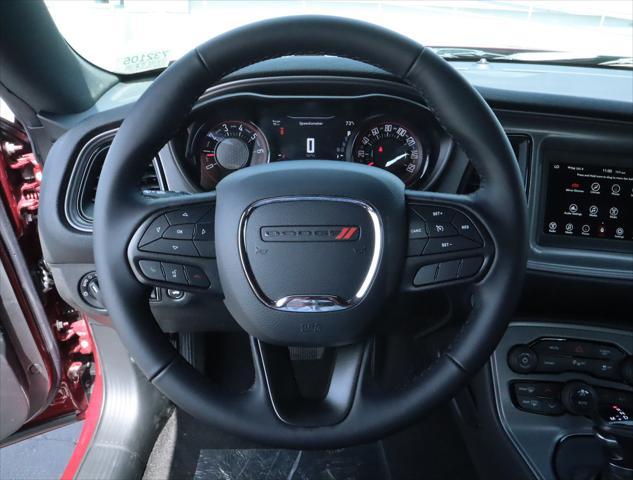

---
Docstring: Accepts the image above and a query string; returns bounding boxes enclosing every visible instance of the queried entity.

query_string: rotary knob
[508,345,538,374]
[561,381,597,416]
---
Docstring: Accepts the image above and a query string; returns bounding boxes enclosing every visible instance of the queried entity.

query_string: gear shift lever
[593,403,633,480]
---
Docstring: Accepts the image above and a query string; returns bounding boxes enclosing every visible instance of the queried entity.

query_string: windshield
[45,0,633,74]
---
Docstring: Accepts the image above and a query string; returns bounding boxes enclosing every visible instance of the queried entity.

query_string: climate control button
[561,381,598,416]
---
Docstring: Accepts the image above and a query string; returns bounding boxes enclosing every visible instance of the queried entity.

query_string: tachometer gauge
[194,120,269,189]
[351,120,428,186]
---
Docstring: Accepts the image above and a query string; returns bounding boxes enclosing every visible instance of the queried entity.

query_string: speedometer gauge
[351,120,428,186]
[194,120,269,189]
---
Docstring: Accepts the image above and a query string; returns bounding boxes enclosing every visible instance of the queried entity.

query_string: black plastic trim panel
[177,91,453,192]
[74,322,171,480]
[490,321,633,480]
[497,109,633,281]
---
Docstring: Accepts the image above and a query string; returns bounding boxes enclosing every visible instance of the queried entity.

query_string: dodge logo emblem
[260,225,360,242]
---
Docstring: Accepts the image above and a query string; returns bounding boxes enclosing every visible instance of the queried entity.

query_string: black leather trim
[194,16,422,81]
[404,48,528,373]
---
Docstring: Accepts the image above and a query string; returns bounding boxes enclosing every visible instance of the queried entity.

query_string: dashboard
[31,57,632,480]
[176,94,448,190]
[38,63,633,327]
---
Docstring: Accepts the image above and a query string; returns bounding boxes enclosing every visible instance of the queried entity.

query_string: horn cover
[215,160,405,346]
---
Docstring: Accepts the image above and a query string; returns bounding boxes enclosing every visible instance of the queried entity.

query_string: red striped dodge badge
[260,226,361,242]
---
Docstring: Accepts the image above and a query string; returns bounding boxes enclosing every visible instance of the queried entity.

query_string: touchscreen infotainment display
[543,161,632,242]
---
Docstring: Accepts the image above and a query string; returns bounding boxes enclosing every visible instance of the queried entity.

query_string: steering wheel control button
[451,213,483,244]
[436,259,461,282]
[194,223,213,241]
[139,260,165,281]
[139,215,169,246]
[161,263,187,285]
[141,238,199,257]
[508,345,538,373]
[184,265,210,288]
[427,222,457,238]
[423,236,479,255]
[163,224,194,240]
[165,205,209,225]
[413,264,438,286]
[458,256,484,278]
[408,214,428,239]
[412,205,455,222]
[194,240,216,258]
[407,238,428,257]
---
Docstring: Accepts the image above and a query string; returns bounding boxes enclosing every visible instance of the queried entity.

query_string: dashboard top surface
[47,57,633,129]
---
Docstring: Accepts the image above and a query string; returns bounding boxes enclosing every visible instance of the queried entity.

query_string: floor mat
[194,445,390,480]
[144,406,475,480]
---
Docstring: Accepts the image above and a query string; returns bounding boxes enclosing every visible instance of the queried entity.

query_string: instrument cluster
[180,94,448,190]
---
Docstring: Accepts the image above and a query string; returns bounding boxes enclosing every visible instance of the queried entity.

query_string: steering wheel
[94,16,527,448]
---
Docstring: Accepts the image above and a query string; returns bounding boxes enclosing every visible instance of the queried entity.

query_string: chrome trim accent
[237,196,383,312]
[64,128,166,232]
[151,157,167,192]
[274,295,348,312]
[64,129,117,232]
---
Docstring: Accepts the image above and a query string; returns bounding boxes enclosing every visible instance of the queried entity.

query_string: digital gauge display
[186,98,439,191]
[268,116,354,161]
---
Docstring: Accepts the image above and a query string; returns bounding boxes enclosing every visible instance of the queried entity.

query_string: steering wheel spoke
[252,337,368,427]
[402,190,494,292]
[126,192,221,294]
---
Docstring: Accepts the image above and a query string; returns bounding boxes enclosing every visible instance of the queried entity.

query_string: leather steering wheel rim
[94,16,528,448]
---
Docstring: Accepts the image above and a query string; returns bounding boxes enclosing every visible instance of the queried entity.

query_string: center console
[492,322,633,480]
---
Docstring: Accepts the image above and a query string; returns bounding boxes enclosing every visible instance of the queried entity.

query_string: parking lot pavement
[0,421,83,480]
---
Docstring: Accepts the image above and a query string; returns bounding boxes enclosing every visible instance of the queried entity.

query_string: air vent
[459,134,531,194]
[65,130,164,232]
